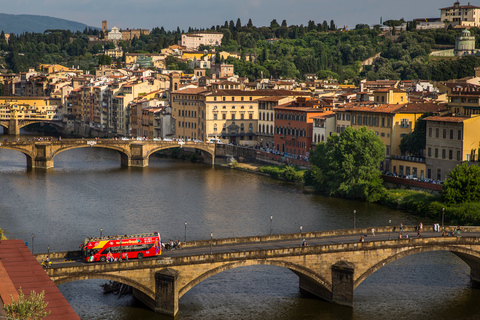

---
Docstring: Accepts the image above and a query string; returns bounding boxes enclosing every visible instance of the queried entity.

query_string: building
[424,115,480,180]
[440,1,480,28]
[210,64,234,78]
[121,28,150,41]
[257,96,296,148]
[312,113,336,145]
[273,98,329,158]
[180,32,223,50]
[335,102,446,172]
[108,26,122,41]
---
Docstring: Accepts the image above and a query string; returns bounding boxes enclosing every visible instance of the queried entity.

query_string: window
[337,113,341,120]
[222,113,226,120]
[437,168,442,181]
[457,151,461,161]
[450,130,453,139]
[428,128,432,137]
[249,113,253,120]
[436,128,439,138]
[435,148,438,158]
[458,130,462,140]
[231,114,235,120]
[382,117,385,127]
[427,169,431,179]
[443,129,447,139]
[400,119,409,128]
[449,150,453,160]
[442,149,446,159]
[428,148,431,157]
[213,114,217,120]
[413,167,417,178]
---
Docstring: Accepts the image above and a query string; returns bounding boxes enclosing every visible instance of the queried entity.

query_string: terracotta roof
[255,96,288,102]
[311,113,335,119]
[338,102,405,113]
[440,3,480,10]
[172,88,208,94]
[423,115,471,123]
[206,89,310,97]
[397,102,447,114]
[0,240,80,320]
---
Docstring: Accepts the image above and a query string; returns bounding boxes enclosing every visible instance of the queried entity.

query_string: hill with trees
[1,17,480,82]
[0,13,94,35]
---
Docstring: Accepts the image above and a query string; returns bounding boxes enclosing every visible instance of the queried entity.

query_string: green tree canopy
[399,112,433,157]
[308,126,386,201]
[4,288,50,320]
[442,163,480,205]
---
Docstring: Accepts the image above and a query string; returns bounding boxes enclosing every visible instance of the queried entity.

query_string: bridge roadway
[36,225,480,316]
[0,138,216,168]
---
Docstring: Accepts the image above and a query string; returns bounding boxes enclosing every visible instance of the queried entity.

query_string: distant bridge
[0,139,216,168]
[0,118,63,135]
[36,226,480,316]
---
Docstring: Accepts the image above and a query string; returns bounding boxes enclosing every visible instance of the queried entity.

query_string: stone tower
[102,20,107,34]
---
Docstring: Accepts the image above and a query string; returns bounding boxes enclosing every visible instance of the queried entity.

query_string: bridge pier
[154,269,179,316]
[126,144,149,167]
[7,119,20,135]
[331,261,354,307]
[29,144,54,169]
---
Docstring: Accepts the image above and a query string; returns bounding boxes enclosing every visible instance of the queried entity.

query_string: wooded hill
[1,18,480,83]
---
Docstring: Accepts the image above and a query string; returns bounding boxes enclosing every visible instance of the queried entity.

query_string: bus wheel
[137,253,144,259]
[100,256,106,262]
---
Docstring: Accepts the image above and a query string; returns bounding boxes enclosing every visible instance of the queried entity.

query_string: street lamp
[47,245,50,257]
[31,233,34,254]
[442,208,445,228]
[300,225,303,234]
[184,222,187,243]
[100,228,103,238]
[388,220,391,240]
[353,210,356,229]
[270,216,273,235]
[210,232,213,254]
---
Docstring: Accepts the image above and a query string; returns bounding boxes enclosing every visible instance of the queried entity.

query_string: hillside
[0,13,95,34]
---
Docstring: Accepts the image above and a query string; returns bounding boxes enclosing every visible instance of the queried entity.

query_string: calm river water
[1,133,480,320]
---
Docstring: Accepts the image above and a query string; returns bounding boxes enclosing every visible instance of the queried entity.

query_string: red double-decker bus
[82,232,161,262]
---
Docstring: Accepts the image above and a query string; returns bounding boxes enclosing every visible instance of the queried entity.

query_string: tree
[98,54,111,66]
[308,126,385,201]
[442,163,480,205]
[399,112,433,157]
[4,288,50,320]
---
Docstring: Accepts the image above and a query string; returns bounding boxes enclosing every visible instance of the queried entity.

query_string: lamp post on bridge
[300,225,303,234]
[270,216,273,235]
[184,222,187,243]
[210,232,213,255]
[47,245,50,257]
[442,207,445,229]
[353,210,356,229]
[388,220,391,240]
[31,233,34,254]
[100,228,103,238]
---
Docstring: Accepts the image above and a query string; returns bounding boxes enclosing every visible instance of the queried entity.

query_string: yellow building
[441,1,480,28]
[373,88,408,104]
[446,85,480,116]
[425,114,480,180]
[181,51,214,61]
[336,102,446,172]
[37,64,71,74]
[0,97,62,122]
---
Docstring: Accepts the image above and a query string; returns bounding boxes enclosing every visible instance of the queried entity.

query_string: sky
[0,0,465,31]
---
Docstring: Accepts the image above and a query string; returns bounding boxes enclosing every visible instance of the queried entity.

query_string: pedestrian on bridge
[371,228,375,237]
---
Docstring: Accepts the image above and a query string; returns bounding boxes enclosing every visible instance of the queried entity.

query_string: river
[0,133,479,320]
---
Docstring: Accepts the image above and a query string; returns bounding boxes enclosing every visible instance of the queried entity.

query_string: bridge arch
[53,272,154,300]
[51,144,131,164]
[145,144,215,165]
[355,245,480,289]
[178,258,331,299]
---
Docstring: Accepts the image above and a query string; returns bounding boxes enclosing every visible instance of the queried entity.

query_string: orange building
[274,97,331,158]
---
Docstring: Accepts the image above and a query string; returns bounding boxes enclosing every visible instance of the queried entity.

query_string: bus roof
[84,232,159,245]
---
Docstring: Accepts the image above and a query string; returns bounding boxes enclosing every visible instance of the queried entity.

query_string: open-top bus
[82,232,161,262]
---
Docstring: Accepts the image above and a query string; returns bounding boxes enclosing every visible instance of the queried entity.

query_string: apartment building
[424,115,480,180]
[257,96,296,148]
[335,102,446,172]
[170,88,207,140]
[273,98,329,157]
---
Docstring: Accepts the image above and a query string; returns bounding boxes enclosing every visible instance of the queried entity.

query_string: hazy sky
[0,0,464,31]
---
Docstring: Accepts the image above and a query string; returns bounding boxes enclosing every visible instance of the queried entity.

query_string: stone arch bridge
[0,139,216,168]
[0,119,63,135]
[41,227,480,316]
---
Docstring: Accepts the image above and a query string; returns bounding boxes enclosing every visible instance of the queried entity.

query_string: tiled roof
[423,115,471,123]
[0,240,80,320]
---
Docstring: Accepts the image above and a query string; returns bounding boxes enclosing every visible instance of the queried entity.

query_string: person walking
[371,228,375,237]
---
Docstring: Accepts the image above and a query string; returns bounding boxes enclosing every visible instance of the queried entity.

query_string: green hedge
[259,165,305,182]
[379,189,480,225]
